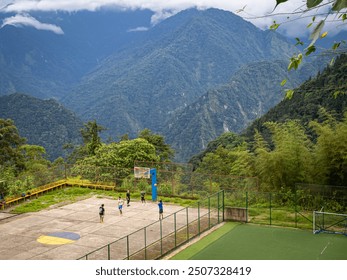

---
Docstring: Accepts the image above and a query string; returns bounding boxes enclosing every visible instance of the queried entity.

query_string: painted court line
[320,241,330,255]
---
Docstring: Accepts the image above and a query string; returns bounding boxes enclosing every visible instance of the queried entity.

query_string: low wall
[225,206,247,222]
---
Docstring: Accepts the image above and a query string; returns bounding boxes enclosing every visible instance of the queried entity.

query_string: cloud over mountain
[1,13,64,34]
[2,0,345,37]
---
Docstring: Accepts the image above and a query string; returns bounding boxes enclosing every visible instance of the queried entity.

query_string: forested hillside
[0,93,83,160]
[166,57,326,162]
[190,54,347,187]
[243,54,347,141]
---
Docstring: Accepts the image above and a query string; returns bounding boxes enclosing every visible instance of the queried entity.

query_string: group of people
[98,190,164,223]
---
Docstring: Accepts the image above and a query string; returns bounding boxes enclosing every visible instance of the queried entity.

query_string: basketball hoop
[134,167,151,179]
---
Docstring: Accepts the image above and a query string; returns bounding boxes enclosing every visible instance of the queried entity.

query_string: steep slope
[0,93,83,160]
[63,8,297,141]
[188,54,347,166]
[242,54,347,141]
[165,58,326,162]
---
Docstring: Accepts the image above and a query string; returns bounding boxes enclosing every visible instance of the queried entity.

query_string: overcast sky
[0,0,345,37]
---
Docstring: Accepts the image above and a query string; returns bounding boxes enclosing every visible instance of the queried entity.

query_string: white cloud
[0,0,345,37]
[1,13,64,34]
[127,26,149,32]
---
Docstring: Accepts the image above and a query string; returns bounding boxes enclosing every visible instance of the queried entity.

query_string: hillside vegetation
[191,54,347,188]
[0,93,83,160]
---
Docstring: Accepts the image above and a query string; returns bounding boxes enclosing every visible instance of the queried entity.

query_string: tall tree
[80,120,106,156]
[310,110,347,185]
[77,138,159,169]
[138,129,174,162]
[254,120,314,190]
[0,119,26,171]
[20,144,50,171]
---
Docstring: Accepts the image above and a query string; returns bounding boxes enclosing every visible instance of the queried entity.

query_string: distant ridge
[0,93,83,160]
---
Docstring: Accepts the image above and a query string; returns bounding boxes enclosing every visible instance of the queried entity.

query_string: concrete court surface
[0,197,186,260]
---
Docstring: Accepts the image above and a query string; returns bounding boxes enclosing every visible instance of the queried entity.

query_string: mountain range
[0,8,337,161]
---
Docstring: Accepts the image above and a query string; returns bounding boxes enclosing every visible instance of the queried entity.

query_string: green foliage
[310,110,347,185]
[254,121,314,190]
[80,120,105,156]
[73,138,160,183]
[307,0,323,8]
[243,53,347,142]
[332,0,347,11]
[189,132,244,168]
[0,94,83,161]
[288,53,303,71]
[0,118,26,171]
[194,55,346,193]
[271,0,346,70]
[138,128,175,161]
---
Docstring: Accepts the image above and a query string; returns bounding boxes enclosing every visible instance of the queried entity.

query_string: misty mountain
[63,8,298,142]
[0,93,83,160]
[0,9,153,99]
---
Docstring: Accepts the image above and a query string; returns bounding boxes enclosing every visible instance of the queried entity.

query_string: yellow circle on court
[37,232,80,245]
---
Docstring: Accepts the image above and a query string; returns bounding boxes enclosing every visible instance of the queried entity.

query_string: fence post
[108,244,110,260]
[294,190,298,228]
[144,227,147,260]
[217,191,220,224]
[269,192,272,226]
[222,190,225,222]
[198,202,200,235]
[246,191,248,223]
[208,196,211,229]
[160,219,163,256]
[64,164,67,180]
[186,207,189,240]
[127,235,130,260]
[174,212,177,248]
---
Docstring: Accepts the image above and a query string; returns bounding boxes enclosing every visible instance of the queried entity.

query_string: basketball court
[0,196,185,260]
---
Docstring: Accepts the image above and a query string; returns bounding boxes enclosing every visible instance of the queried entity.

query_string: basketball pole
[150,168,157,201]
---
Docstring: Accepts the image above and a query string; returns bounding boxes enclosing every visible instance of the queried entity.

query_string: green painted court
[171,222,347,260]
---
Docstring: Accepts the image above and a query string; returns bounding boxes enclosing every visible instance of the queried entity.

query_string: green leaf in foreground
[332,0,347,11]
[307,0,323,9]
[285,89,295,99]
[288,53,303,71]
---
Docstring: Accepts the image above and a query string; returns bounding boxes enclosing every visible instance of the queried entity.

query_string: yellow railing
[0,180,116,210]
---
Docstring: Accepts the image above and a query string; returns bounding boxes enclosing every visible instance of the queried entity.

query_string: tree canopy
[0,119,26,171]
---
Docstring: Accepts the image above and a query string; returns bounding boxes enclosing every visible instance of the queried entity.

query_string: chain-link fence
[78,190,224,260]
[2,163,345,235]
[224,184,347,230]
[65,163,257,199]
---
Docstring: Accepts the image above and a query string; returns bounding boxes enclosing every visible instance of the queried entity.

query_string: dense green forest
[0,93,83,160]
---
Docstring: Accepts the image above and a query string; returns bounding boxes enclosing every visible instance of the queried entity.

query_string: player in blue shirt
[158,200,163,220]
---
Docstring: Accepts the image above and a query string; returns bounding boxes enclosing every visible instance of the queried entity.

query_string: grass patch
[11,186,196,214]
[11,187,101,213]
